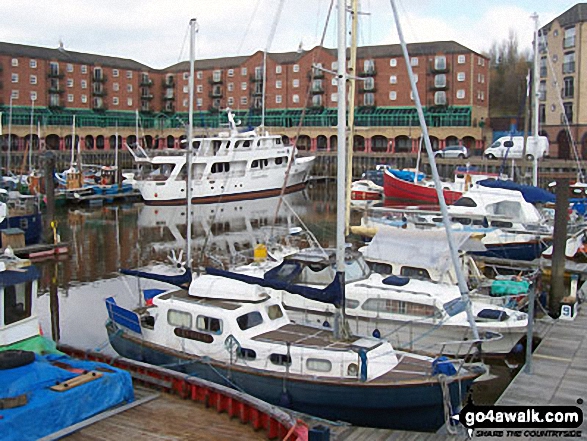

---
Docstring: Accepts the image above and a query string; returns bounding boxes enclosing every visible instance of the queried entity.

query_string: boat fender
[0,350,36,370]
[372,328,381,338]
[279,391,292,408]
[432,356,457,376]
[322,320,330,328]
[358,349,368,382]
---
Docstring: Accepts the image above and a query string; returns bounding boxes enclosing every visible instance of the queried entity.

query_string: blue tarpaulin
[0,353,134,441]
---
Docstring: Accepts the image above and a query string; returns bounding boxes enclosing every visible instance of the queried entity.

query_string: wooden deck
[61,386,268,441]
[494,305,587,438]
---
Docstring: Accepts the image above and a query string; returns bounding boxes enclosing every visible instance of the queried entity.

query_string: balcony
[429,65,449,74]
[358,68,377,77]
[47,70,64,79]
[307,70,324,80]
[430,81,449,91]
[249,74,264,83]
[209,89,223,98]
[141,92,154,100]
[358,86,376,94]
[140,78,153,87]
[92,88,107,97]
[48,86,64,94]
[92,73,107,83]
[163,77,174,87]
[208,76,223,85]
[310,86,324,94]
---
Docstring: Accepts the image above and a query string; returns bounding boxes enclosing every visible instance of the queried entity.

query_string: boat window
[196,315,223,334]
[276,138,281,145]
[238,347,256,360]
[400,267,431,280]
[167,309,192,328]
[345,299,359,309]
[174,328,213,343]
[345,255,370,282]
[211,162,230,174]
[306,358,332,372]
[491,220,513,228]
[251,160,258,168]
[212,140,222,154]
[451,217,471,225]
[269,353,292,366]
[193,140,200,150]
[275,157,283,165]
[368,262,393,275]
[237,311,263,330]
[476,309,509,321]
[299,264,335,285]
[3,282,33,326]
[452,197,477,208]
[266,304,284,320]
[362,298,436,317]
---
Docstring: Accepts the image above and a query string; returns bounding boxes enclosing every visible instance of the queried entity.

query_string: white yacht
[126,110,315,205]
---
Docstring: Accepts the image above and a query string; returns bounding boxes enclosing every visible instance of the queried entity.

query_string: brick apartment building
[0,39,489,155]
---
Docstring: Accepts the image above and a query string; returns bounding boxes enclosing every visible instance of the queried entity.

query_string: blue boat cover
[0,353,134,441]
[388,168,425,183]
[477,179,556,204]
[120,267,192,288]
[206,266,344,307]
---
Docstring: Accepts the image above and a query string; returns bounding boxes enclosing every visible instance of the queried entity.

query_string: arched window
[353,135,365,152]
[317,135,327,151]
[45,134,60,151]
[395,135,411,153]
[96,135,105,150]
[371,135,388,153]
[296,135,311,151]
[166,135,175,149]
[85,135,94,150]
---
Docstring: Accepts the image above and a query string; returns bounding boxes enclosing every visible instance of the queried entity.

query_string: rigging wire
[237,0,263,55]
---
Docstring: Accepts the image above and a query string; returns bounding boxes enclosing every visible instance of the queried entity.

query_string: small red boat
[383,167,499,204]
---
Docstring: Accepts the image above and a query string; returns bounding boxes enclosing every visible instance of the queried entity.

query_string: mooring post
[550,178,569,316]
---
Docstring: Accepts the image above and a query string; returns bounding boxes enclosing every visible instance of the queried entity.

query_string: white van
[484,136,549,160]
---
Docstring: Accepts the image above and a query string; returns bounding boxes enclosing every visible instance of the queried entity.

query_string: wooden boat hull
[107,321,475,432]
[383,169,462,204]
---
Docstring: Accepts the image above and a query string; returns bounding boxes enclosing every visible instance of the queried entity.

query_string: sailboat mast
[70,115,76,169]
[345,0,358,235]
[7,99,12,174]
[29,98,34,173]
[389,0,479,340]
[334,0,347,340]
[186,18,197,269]
[532,12,540,187]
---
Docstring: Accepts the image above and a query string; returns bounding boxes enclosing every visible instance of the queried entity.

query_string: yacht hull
[107,321,474,432]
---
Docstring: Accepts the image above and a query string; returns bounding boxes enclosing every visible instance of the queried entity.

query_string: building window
[331,93,338,102]
[312,95,322,107]
[30,75,37,85]
[227,82,234,92]
[389,75,397,84]
[30,59,37,68]
[564,26,576,49]
[67,79,74,88]
[363,59,375,75]
[113,69,119,77]
[540,57,547,77]
[390,58,397,67]
[67,94,74,103]
[183,72,189,80]
[563,76,574,99]
[197,71,203,79]
[11,73,18,83]
[292,94,299,103]
[194,84,201,93]
[539,80,546,100]
[276,95,282,104]
[539,104,545,124]
[563,102,573,123]
[30,91,37,101]
[434,91,447,105]
[293,64,299,73]
[478,56,485,66]
[410,57,418,66]
[241,82,247,91]
[276,80,282,89]
[127,84,133,92]
[241,67,247,76]
[563,52,575,74]
[81,80,87,89]
[126,70,133,79]
[81,65,87,74]
[113,97,119,105]
[457,72,466,82]
[196,98,203,107]
[81,94,87,103]
[434,56,446,70]
[275,65,282,74]
[182,85,188,93]
[67,63,73,73]
[11,90,19,99]
[228,97,234,105]
[331,61,338,70]
[434,74,446,88]
[457,55,465,64]
[456,89,465,99]
[364,77,374,90]
[241,96,247,105]
[127,98,133,107]
[11,58,18,67]
[228,68,234,77]
[213,70,222,82]
[293,79,299,88]
[389,91,397,101]
[363,93,374,106]
[113,83,120,91]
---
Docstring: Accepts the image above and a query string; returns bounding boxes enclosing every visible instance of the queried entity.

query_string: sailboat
[105,15,481,432]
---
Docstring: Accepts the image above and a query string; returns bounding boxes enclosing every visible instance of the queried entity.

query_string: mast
[531,12,540,187]
[8,97,12,175]
[261,0,285,131]
[345,0,358,235]
[390,0,479,341]
[29,98,35,173]
[186,18,197,269]
[70,115,76,169]
[333,0,347,340]
[115,123,119,185]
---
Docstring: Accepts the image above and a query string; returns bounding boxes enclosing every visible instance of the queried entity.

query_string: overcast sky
[0,0,576,69]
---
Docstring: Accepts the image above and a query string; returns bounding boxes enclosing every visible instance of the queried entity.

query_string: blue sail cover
[120,267,192,288]
[388,168,425,183]
[477,179,556,204]
[205,267,343,307]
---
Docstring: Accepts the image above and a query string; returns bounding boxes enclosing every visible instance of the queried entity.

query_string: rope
[438,373,458,435]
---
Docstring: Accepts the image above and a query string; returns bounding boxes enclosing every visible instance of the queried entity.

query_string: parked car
[434,145,468,159]
[484,136,549,160]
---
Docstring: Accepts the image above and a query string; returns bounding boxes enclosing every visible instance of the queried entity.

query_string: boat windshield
[140,164,174,181]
